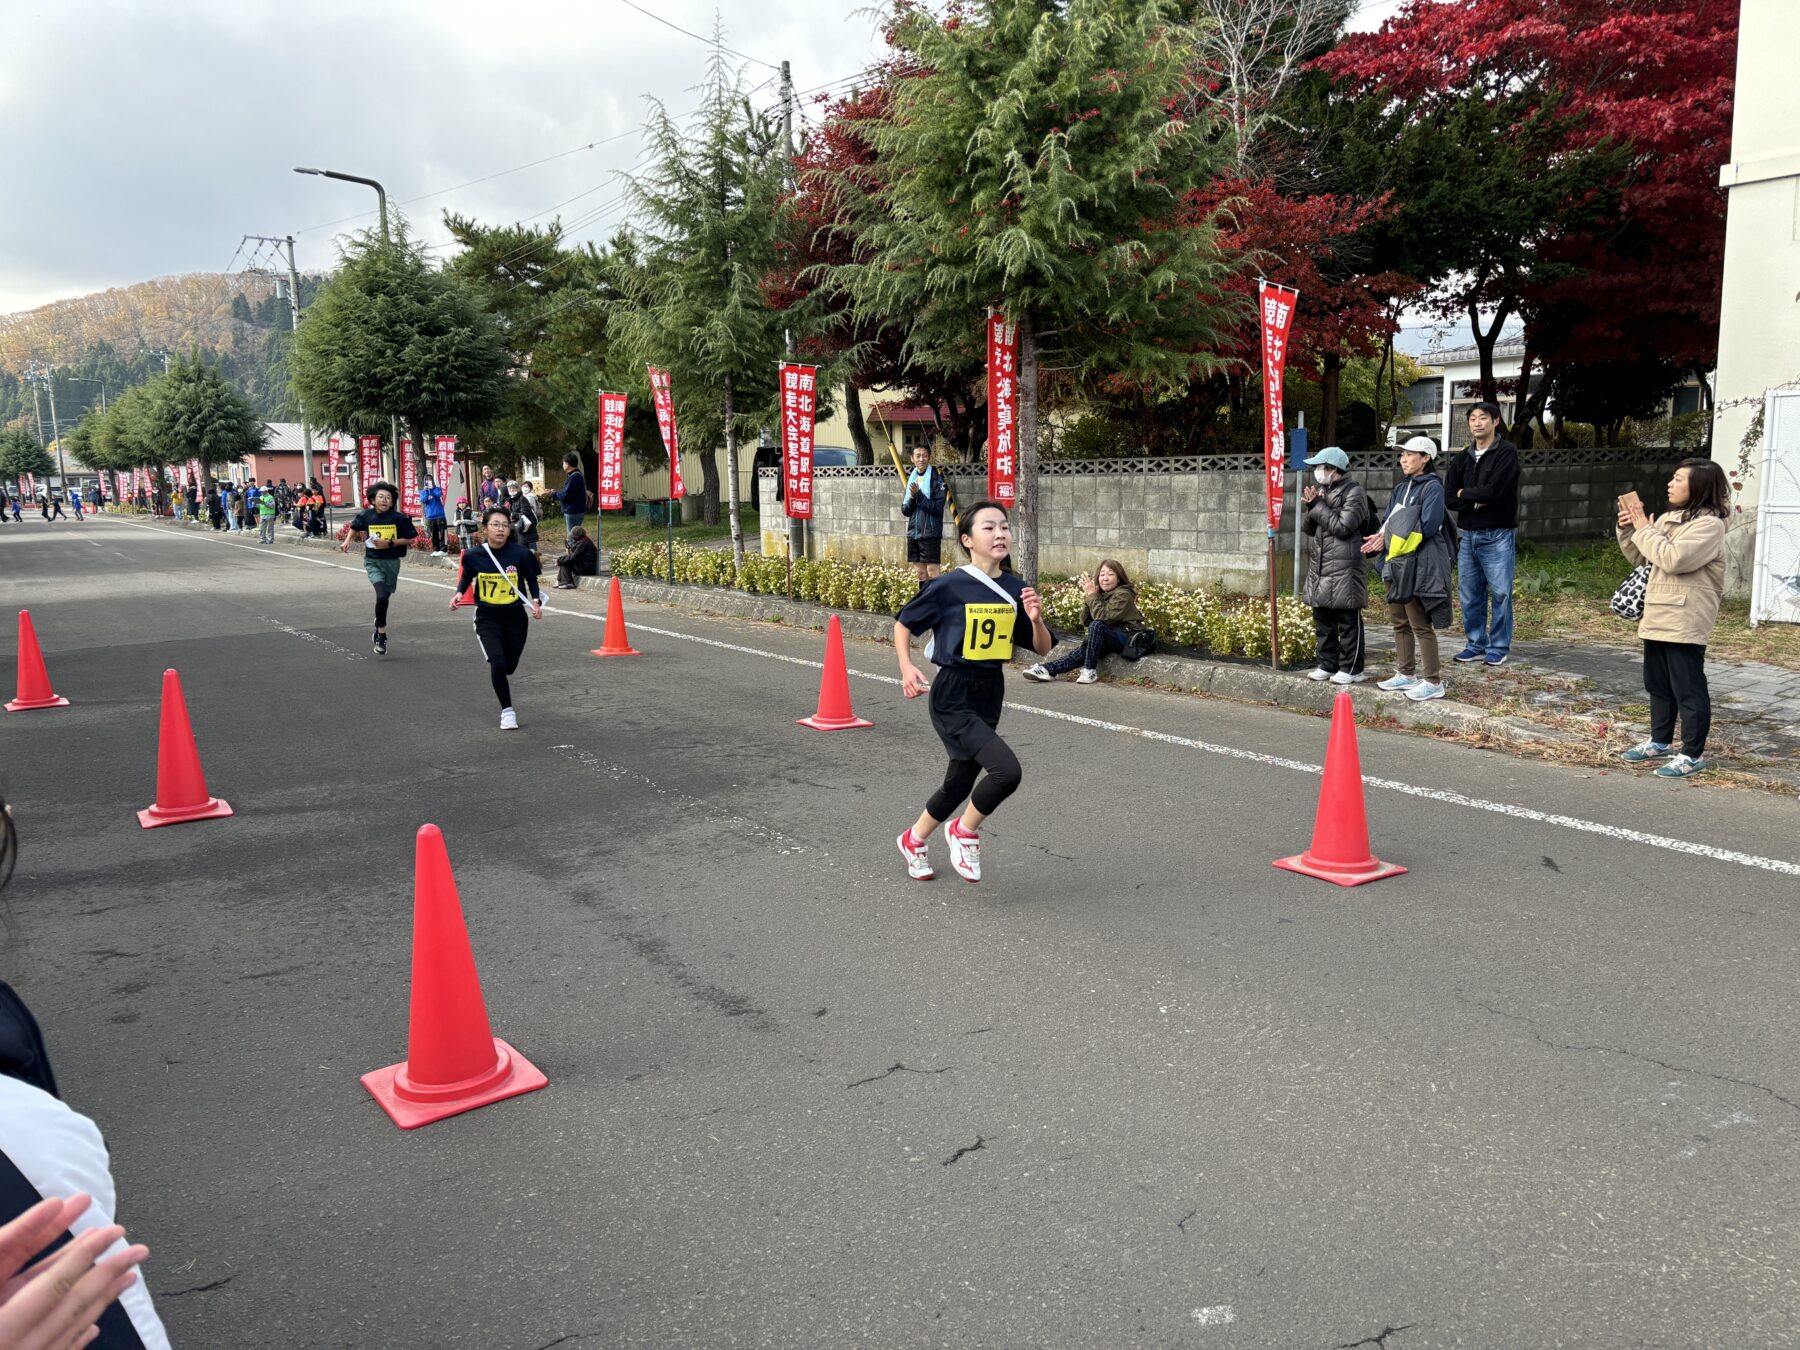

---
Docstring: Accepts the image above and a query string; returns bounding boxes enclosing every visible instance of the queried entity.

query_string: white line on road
[106,520,1800,877]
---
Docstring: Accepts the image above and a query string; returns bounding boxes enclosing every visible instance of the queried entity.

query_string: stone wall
[762,447,1690,588]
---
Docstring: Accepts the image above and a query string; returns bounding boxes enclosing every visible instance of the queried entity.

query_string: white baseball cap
[1401,435,1439,459]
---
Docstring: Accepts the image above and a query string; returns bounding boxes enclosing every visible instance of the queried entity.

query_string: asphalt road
[2,516,1797,1350]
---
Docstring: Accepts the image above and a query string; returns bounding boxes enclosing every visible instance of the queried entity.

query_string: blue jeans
[1044,621,1129,675]
[1458,527,1516,655]
[564,513,584,534]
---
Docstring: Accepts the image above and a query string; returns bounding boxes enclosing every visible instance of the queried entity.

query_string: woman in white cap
[1299,445,1371,684]
[1361,435,1455,701]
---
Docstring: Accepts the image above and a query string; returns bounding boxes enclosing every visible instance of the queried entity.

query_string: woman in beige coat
[1616,458,1731,778]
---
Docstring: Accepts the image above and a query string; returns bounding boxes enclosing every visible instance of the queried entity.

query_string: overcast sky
[0,0,1400,318]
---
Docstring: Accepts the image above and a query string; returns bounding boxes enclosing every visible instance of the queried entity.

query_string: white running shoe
[1075,668,1099,684]
[1377,672,1419,691]
[1404,680,1446,702]
[1022,664,1052,682]
[897,829,934,880]
[499,707,519,730]
[1307,667,1332,681]
[1330,671,1368,685]
[945,823,981,882]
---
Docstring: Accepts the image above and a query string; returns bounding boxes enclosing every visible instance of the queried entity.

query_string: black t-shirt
[350,508,419,560]
[456,540,543,608]
[895,565,1030,669]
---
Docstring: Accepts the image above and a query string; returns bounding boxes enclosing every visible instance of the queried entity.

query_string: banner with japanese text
[598,392,627,510]
[115,472,128,503]
[399,439,420,514]
[186,458,201,490]
[433,436,456,500]
[22,473,34,499]
[647,366,685,500]
[779,363,817,519]
[326,437,343,505]
[358,436,383,502]
[1258,281,1299,531]
[986,314,1018,505]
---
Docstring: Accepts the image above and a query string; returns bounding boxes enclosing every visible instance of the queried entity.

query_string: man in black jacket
[1444,401,1520,667]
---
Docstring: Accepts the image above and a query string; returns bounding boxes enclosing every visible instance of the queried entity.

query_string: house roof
[258,422,311,453]
[869,402,940,425]
[1420,336,1529,365]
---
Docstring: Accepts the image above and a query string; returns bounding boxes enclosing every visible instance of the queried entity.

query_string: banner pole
[1268,527,1280,671]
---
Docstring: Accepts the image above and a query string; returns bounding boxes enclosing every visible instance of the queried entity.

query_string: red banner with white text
[779,363,817,519]
[358,436,383,502]
[598,392,627,510]
[399,439,420,514]
[647,366,685,500]
[433,436,456,502]
[187,458,202,491]
[1258,281,1299,531]
[986,314,1018,506]
[326,437,343,505]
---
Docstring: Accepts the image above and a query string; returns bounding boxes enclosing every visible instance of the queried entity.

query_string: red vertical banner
[598,391,627,510]
[646,366,685,500]
[22,473,34,499]
[115,472,128,503]
[186,458,201,490]
[326,437,343,505]
[433,435,456,496]
[399,439,420,514]
[779,363,817,519]
[1258,281,1299,531]
[358,436,383,502]
[986,314,1018,506]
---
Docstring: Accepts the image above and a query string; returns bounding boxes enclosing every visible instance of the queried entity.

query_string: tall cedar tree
[147,354,268,475]
[1317,0,1734,438]
[839,0,1242,578]
[88,384,160,473]
[0,426,53,480]
[610,43,789,563]
[289,226,508,482]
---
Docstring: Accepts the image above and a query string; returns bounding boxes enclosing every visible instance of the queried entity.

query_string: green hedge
[611,541,1315,666]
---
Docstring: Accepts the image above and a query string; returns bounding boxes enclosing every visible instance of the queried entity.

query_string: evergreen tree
[0,426,52,480]
[147,354,267,474]
[609,40,790,562]
[838,0,1243,577]
[290,226,508,480]
[89,383,161,473]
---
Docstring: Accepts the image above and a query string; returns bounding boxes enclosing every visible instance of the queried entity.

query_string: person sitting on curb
[1022,559,1150,685]
[1616,459,1730,779]
[1362,435,1456,702]
[553,526,599,589]
[1299,445,1371,686]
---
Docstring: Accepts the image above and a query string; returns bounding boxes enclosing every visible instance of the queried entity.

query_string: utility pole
[43,373,66,486]
[780,58,806,563]
[244,233,317,482]
[26,362,48,450]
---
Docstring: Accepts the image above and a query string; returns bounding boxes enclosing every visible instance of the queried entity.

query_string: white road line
[108,520,1800,877]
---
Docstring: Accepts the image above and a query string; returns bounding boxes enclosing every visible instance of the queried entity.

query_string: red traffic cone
[798,615,872,731]
[591,576,640,657]
[1273,691,1407,887]
[450,576,476,608]
[136,669,233,828]
[6,611,70,712]
[362,825,547,1130]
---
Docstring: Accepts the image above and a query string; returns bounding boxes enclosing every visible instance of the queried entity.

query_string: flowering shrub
[614,542,1315,664]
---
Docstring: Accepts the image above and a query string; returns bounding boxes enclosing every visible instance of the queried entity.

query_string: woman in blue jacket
[421,477,447,555]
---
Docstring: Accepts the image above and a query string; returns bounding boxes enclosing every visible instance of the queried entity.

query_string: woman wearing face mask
[1299,446,1371,684]
[451,507,544,730]
[1022,559,1148,685]
[1616,459,1731,778]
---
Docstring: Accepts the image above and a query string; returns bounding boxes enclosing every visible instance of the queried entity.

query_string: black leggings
[1643,639,1710,758]
[374,593,391,628]
[925,737,1022,823]
[475,607,530,709]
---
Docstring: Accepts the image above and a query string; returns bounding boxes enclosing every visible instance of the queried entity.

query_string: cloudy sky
[0,0,1400,317]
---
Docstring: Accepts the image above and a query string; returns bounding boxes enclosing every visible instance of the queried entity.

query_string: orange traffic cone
[137,669,233,828]
[6,611,70,712]
[798,615,872,731]
[450,575,476,608]
[1272,690,1407,887]
[590,576,640,657]
[362,825,547,1130]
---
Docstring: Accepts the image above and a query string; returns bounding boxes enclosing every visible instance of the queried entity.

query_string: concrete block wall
[762,448,1687,586]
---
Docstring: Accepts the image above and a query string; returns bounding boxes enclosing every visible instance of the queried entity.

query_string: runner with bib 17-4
[340,481,419,656]
[451,507,544,731]
[893,500,1053,883]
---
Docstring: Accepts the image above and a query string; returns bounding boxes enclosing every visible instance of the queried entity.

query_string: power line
[612,0,781,70]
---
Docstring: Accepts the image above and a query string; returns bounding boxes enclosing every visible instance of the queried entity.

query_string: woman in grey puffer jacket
[1300,446,1370,684]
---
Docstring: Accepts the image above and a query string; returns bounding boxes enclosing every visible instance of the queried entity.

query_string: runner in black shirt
[451,507,544,730]
[339,481,419,656]
[893,500,1052,883]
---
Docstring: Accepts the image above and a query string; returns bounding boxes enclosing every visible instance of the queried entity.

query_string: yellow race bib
[367,523,397,542]
[477,570,519,605]
[960,602,1016,660]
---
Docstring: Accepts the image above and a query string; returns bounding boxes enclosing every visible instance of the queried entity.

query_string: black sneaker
[373,630,387,657]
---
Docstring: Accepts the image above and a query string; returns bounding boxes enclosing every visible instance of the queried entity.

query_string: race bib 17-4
[960,602,1016,661]
[477,570,519,605]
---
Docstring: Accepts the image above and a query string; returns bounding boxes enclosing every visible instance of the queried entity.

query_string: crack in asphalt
[1458,994,1799,1116]
[1335,1325,1416,1349]
[847,1062,951,1089]
[1176,1208,1198,1233]
[942,1136,986,1166]
[161,1275,235,1297]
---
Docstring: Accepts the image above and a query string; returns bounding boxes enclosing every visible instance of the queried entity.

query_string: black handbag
[1122,629,1156,661]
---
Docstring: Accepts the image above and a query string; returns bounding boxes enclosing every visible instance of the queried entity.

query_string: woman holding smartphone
[893,501,1053,883]
[1616,459,1730,778]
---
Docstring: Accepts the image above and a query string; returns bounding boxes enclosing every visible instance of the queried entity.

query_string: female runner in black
[451,506,544,729]
[893,500,1052,883]
[340,481,419,655]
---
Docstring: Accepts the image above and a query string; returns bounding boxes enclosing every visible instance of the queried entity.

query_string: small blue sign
[1287,427,1308,472]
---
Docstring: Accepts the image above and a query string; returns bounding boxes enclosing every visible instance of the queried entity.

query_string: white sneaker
[499,707,518,730]
[1377,672,1420,691]
[1022,664,1053,682]
[1307,667,1332,681]
[1330,671,1368,685]
[945,824,981,883]
[1075,668,1099,684]
[1404,680,1446,701]
[897,829,934,880]
[431,549,447,557]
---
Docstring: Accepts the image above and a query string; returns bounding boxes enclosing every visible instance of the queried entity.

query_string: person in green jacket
[256,482,278,544]
[1022,559,1150,685]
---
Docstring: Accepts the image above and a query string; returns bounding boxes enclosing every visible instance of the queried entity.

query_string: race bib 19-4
[960,602,1016,660]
